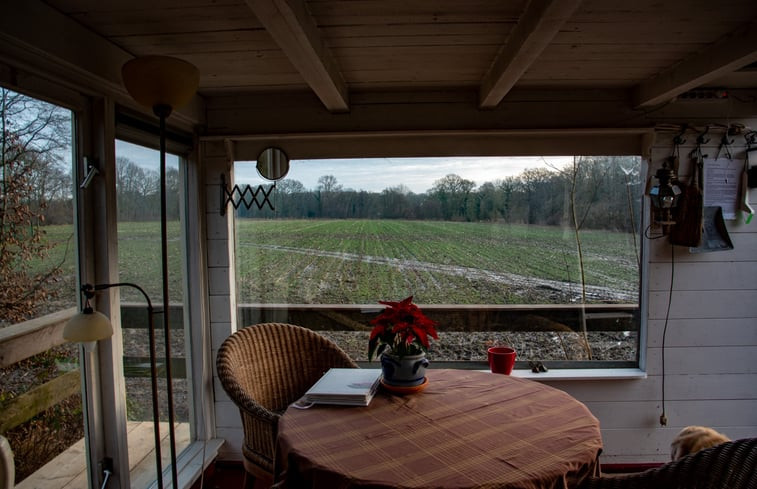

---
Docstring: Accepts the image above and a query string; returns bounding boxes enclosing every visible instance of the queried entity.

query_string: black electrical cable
[660,244,675,426]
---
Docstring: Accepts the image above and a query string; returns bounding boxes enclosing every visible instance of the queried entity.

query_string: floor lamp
[64,283,161,488]
[121,55,200,489]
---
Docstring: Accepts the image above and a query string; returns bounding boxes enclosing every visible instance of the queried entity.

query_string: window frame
[224,135,652,375]
[115,109,219,487]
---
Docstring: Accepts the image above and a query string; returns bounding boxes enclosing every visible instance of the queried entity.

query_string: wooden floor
[194,462,245,489]
[16,421,190,489]
[193,462,648,489]
[194,464,269,489]
[18,430,647,489]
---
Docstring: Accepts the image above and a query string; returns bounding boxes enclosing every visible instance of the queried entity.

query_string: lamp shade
[63,309,114,343]
[121,56,200,111]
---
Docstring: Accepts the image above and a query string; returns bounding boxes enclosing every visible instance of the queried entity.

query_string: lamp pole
[121,55,199,489]
[154,104,179,488]
[79,283,164,489]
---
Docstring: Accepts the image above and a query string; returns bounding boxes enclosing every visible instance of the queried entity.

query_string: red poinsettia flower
[368,296,438,360]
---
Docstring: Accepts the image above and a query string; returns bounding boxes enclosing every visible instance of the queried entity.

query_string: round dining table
[275,369,602,489]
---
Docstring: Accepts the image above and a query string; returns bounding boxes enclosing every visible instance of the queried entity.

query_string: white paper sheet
[703,158,742,220]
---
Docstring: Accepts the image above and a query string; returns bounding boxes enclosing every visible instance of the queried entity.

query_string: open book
[304,368,382,406]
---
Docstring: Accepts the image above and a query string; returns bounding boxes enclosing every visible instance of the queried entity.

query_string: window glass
[0,87,81,484]
[115,139,189,487]
[233,156,641,368]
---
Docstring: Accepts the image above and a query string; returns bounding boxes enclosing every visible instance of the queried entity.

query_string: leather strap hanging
[669,141,704,247]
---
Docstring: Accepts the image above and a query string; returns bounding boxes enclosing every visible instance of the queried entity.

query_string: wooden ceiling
[40,0,757,113]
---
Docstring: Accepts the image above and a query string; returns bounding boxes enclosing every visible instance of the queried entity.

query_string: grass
[235,219,639,305]
[27,221,184,310]
[29,218,639,310]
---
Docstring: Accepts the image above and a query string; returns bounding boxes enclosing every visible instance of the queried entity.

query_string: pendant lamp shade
[63,308,114,343]
[121,56,200,113]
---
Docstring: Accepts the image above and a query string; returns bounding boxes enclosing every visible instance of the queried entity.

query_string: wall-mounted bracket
[80,157,100,189]
[220,173,276,215]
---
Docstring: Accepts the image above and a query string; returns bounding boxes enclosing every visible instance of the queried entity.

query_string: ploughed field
[234,219,641,363]
[33,218,639,310]
[235,219,640,306]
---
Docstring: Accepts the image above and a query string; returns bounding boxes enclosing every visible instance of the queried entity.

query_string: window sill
[478,368,647,381]
[149,438,225,489]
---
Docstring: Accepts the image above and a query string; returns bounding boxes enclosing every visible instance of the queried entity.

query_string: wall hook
[715,132,733,160]
[696,126,710,145]
[745,131,757,150]
[672,125,687,147]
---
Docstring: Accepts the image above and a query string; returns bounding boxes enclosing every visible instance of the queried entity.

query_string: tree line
[1,85,641,322]
[2,88,71,322]
[1,88,180,323]
[0,86,640,233]
[236,157,642,232]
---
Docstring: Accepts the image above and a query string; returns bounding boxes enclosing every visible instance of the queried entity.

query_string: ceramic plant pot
[380,352,429,386]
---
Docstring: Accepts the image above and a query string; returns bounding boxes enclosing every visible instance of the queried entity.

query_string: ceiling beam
[478,0,582,109]
[0,0,204,127]
[634,20,757,108]
[244,0,349,112]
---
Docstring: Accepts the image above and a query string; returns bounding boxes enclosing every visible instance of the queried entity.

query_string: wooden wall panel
[645,346,757,375]
[647,233,757,262]
[204,88,643,136]
[646,318,757,347]
[586,400,757,429]
[607,127,757,462]
[600,426,757,463]
[551,373,757,402]
[648,262,757,291]
[648,290,757,319]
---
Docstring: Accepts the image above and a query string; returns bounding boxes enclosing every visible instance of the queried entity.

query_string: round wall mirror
[257,147,290,181]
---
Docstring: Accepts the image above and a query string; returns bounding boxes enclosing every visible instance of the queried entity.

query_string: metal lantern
[650,164,682,224]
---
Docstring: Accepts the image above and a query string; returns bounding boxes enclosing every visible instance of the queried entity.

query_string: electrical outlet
[677,89,729,102]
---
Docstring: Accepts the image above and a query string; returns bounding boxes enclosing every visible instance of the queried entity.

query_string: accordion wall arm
[220,173,276,215]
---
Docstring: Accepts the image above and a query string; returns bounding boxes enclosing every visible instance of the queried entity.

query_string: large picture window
[115,135,191,487]
[0,86,80,484]
[234,156,642,369]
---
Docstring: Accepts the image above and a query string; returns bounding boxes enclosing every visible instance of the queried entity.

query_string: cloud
[234,156,573,193]
[116,140,180,170]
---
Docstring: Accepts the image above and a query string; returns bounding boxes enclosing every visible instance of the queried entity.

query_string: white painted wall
[546,126,757,463]
[203,143,245,461]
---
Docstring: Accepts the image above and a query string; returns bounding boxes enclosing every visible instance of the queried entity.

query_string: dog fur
[670,426,730,461]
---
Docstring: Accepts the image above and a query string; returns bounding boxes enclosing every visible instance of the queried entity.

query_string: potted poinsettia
[368,295,438,387]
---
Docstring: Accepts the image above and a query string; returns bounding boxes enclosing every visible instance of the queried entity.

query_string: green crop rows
[31,219,638,308]
[235,219,639,305]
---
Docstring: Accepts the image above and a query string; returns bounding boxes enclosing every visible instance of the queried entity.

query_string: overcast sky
[235,156,574,194]
[116,139,179,170]
[116,140,574,194]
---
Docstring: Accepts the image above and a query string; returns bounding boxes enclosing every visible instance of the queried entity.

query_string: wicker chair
[216,323,358,484]
[0,435,13,489]
[579,437,757,489]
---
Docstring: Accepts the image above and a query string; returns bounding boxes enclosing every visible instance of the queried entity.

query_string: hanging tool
[669,134,704,247]
[741,133,755,223]
[746,131,757,189]
[715,131,733,160]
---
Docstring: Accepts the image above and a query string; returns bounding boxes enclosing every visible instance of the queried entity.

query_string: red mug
[488,346,516,375]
